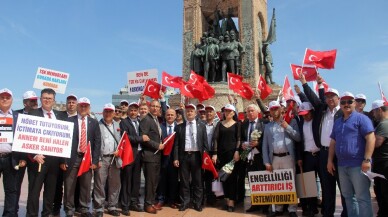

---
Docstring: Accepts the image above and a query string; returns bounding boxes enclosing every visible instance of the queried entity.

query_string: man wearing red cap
[60,97,101,217]
[0,88,26,217]
[27,88,68,217]
[328,92,375,217]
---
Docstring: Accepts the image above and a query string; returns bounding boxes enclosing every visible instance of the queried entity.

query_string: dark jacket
[139,113,162,163]
[120,117,144,160]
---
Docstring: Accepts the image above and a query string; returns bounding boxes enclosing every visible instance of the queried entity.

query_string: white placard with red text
[127,68,158,95]
[12,114,74,158]
[0,117,13,144]
[33,67,69,94]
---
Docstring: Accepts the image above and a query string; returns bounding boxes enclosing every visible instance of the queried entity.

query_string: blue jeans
[338,166,373,217]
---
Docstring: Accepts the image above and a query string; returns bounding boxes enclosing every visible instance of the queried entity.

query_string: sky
[0,0,387,112]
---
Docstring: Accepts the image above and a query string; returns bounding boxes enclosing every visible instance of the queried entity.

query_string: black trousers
[52,168,64,213]
[0,155,17,217]
[156,155,179,204]
[26,156,59,217]
[142,161,160,206]
[179,151,202,207]
[373,159,388,217]
[120,153,142,209]
[319,148,347,217]
[15,163,26,214]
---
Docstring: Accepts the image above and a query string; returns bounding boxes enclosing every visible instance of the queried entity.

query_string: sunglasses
[355,99,366,103]
[340,100,354,105]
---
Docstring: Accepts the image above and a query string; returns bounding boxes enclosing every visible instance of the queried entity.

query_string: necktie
[133,120,139,135]
[248,121,255,142]
[154,117,162,138]
[47,112,52,119]
[80,117,87,153]
[189,122,195,145]
[168,125,172,135]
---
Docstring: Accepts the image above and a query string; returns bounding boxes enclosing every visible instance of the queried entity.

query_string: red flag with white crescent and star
[236,82,254,100]
[283,101,295,124]
[143,80,166,99]
[116,131,134,168]
[303,48,337,69]
[257,75,272,100]
[162,71,183,88]
[290,64,318,81]
[77,142,92,177]
[202,152,218,179]
[281,75,294,101]
[227,73,244,93]
[162,132,176,156]
[180,81,202,99]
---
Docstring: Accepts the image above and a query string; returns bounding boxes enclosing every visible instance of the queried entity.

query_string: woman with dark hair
[212,104,241,212]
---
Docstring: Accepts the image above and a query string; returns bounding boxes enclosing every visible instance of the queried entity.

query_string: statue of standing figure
[219,32,234,82]
[229,30,245,75]
[203,37,219,82]
[190,43,205,76]
[262,43,274,84]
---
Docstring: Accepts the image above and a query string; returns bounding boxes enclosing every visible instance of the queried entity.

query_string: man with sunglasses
[299,74,347,217]
[327,92,375,217]
[354,94,369,115]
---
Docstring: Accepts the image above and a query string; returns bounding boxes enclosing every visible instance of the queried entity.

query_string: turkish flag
[228,73,243,92]
[378,82,388,103]
[201,82,215,101]
[202,152,218,179]
[313,80,329,94]
[180,81,202,99]
[282,76,294,101]
[303,48,337,69]
[187,71,214,101]
[290,64,318,82]
[283,101,295,124]
[117,131,134,168]
[237,112,245,121]
[143,80,166,99]
[236,82,254,100]
[258,75,272,100]
[162,71,183,88]
[162,132,176,156]
[77,142,91,177]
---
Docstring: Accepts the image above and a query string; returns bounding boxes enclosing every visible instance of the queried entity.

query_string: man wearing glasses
[328,92,375,217]
[120,100,129,120]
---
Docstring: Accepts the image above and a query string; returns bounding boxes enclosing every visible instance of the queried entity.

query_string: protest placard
[248,169,297,205]
[12,114,74,158]
[296,171,317,198]
[127,68,158,95]
[33,67,69,94]
[0,117,13,144]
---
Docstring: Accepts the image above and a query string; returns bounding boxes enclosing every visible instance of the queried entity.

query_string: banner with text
[33,67,69,94]
[248,169,297,205]
[127,68,158,95]
[12,114,74,158]
[0,117,13,144]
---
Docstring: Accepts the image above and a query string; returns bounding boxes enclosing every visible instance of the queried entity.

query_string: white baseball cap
[120,100,129,105]
[269,101,281,109]
[325,88,339,96]
[205,105,215,111]
[185,103,196,110]
[128,102,139,108]
[223,104,236,112]
[78,97,90,105]
[298,102,313,116]
[66,94,78,101]
[371,100,386,110]
[340,91,355,99]
[103,103,115,111]
[23,91,38,100]
[355,94,367,100]
[0,88,13,97]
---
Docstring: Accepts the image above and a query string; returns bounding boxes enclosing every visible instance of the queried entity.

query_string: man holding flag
[60,97,101,217]
[119,102,149,215]
[93,103,122,217]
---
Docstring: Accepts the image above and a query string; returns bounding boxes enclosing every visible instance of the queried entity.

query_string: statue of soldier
[262,43,274,84]
[219,32,234,82]
[229,30,245,75]
[190,43,205,75]
[203,37,219,82]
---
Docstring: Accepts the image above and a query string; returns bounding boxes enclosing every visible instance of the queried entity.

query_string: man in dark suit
[173,104,208,212]
[60,97,101,217]
[0,88,26,217]
[139,100,164,214]
[241,103,268,214]
[119,102,149,215]
[26,88,68,217]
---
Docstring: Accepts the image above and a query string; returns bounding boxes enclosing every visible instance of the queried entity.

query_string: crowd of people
[0,72,387,217]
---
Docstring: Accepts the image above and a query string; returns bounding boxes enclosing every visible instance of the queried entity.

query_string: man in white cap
[66,94,78,117]
[0,88,26,216]
[369,100,388,216]
[262,101,300,217]
[298,73,347,217]
[60,97,101,217]
[173,104,208,212]
[15,90,38,114]
[26,88,68,217]
[93,103,121,217]
[355,93,368,115]
[328,92,375,217]
[296,102,320,216]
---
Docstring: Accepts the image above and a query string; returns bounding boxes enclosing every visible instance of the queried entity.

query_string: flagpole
[111,132,126,165]
[154,131,176,154]
[142,79,149,96]
[227,73,231,95]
